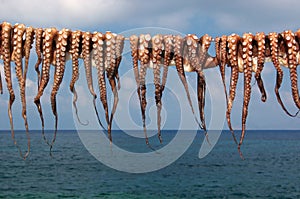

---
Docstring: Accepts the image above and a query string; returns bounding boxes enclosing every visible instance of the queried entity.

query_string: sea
[0,130,299,199]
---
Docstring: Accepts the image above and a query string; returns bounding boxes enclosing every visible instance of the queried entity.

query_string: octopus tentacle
[226,34,240,138]
[197,34,212,132]
[82,32,104,129]
[173,35,202,129]
[215,35,237,143]
[138,34,151,145]
[92,32,109,128]
[11,23,30,159]
[282,30,300,110]
[69,30,87,125]
[268,32,298,117]
[24,26,35,81]
[34,27,57,145]
[115,34,124,90]
[254,32,267,102]
[161,35,173,94]
[129,35,141,102]
[152,34,163,143]
[0,71,2,95]
[34,28,44,87]
[105,31,118,142]
[49,29,71,153]
[1,23,16,144]
[238,33,254,159]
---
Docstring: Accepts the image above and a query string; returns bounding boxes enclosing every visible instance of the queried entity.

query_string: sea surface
[0,130,299,198]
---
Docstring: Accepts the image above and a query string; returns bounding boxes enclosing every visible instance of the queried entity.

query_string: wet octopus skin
[81,31,105,130]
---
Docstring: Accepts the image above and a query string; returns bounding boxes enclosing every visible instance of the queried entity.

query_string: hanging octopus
[2,21,300,159]
[11,23,30,159]
[81,31,104,129]
[1,23,17,149]
[137,34,151,145]
[92,32,109,129]
[49,29,72,153]
[151,34,163,143]
[173,35,202,130]
[281,30,300,111]
[105,31,125,142]
[253,32,267,102]
[69,30,88,125]
[34,27,58,148]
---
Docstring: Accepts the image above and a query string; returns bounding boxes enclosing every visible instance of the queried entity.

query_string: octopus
[69,30,88,125]
[34,27,58,147]
[81,32,104,130]
[151,34,164,143]
[173,35,202,130]
[267,32,299,117]
[92,32,109,130]
[137,34,151,145]
[11,23,31,159]
[2,21,300,159]
[105,31,124,142]
[49,29,72,152]
[281,30,300,111]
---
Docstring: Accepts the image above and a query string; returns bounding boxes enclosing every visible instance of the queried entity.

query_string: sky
[0,0,300,131]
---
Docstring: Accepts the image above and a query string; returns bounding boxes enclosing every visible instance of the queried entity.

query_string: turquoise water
[0,130,299,198]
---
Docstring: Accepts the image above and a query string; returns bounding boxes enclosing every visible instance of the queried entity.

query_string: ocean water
[0,130,299,198]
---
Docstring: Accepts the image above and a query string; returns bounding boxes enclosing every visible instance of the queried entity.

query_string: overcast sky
[1,0,300,131]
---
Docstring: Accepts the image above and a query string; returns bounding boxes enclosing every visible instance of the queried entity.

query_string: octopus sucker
[11,23,31,159]
[49,29,72,153]
[238,33,254,159]
[69,30,87,125]
[268,32,298,117]
[92,32,109,129]
[254,32,267,102]
[34,28,44,87]
[151,34,163,143]
[281,30,300,111]
[173,35,202,130]
[34,27,58,146]
[138,34,151,146]
[81,32,104,129]
[226,34,240,140]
